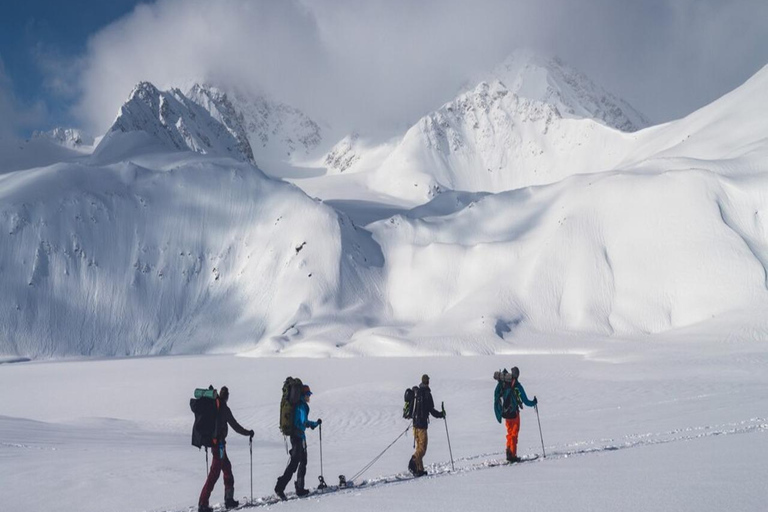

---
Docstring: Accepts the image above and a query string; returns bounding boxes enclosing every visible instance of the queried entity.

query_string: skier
[198,386,255,512]
[274,384,321,500]
[494,366,537,463]
[408,374,445,477]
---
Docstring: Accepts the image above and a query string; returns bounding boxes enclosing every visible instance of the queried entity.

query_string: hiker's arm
[516,382,537,407]
[428,394,443,418]
[227,409,250,436]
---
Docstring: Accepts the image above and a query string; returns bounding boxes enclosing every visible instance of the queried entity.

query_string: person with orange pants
[494,366,537,463]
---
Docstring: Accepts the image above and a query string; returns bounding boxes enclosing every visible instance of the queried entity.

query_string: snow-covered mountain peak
[485,49,650,132]
[94,81,255,163]
[325,132,361,173]
[414,78,562,156]
[182,82,325,176]
[32,127,94,148]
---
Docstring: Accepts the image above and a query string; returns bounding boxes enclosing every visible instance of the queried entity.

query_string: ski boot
[198,505,213,512]
[274,484,287,501]
[224,489,239,509]
[408,456,418,476]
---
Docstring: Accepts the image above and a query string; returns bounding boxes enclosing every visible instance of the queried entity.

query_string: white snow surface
[483,49,651,132]
[2,64,768,358]
[0,337,766,512]
[0,150,383,358]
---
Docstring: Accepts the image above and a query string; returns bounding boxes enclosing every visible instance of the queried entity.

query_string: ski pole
[249,437,253,504]
[535,403,546,458]
[441,402,455,472]
[205,447,209,476]
[318,422,327,489]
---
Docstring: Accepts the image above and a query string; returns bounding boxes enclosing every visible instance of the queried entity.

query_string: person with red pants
[494,366,537,463]
[199,386,254,512]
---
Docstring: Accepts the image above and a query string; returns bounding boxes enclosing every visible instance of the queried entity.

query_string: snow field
[1,334,766,512]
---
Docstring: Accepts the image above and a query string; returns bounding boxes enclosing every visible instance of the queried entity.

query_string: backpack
[495,369,522,419]
[279,377,304,436]
[190,386,218,448]
[403,386,418,419]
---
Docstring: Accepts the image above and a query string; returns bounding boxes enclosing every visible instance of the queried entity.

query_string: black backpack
[279,377,304,436]
[403,386,418,419]
[190,386,218,448]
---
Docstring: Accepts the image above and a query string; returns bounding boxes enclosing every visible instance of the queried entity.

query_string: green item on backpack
[194,387,217,400]
[403,386,418,419]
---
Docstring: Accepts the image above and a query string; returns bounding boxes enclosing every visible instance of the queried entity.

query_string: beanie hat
[421,374,430,385]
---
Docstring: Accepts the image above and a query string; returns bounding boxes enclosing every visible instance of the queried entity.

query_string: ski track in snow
[162,417,767,512]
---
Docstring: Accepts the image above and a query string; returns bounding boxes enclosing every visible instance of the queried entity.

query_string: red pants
[505,416,521,457]
[199,444,234,507]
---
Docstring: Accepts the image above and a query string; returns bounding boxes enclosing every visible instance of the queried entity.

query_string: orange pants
[505,416,520,456]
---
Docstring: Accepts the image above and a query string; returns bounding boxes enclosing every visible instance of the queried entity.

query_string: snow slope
[369,169,768,338]
[360,66,768,339]
[0,149,382,358]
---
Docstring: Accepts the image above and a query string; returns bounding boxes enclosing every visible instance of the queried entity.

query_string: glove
[317,418,322,425]
[440,411,446,418]
[532,396,538,406]
[248,430,255,438]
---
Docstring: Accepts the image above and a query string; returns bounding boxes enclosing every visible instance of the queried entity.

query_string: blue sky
[0,0,142,130]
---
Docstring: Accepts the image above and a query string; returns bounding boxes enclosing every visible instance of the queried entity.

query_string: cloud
[72,0,768,136]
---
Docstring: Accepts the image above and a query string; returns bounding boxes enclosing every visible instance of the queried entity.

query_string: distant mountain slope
[93,82,255,164]
[186,84,324,166]
[0,129,93,175]
[326,51,650,201]
[485,50,650,132]
[367,80,635,201]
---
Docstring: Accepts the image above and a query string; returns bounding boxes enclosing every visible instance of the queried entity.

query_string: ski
[218,454,542,510]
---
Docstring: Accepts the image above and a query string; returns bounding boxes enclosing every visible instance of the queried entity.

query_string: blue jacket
[293,400,318,439]
[494,380,536,423]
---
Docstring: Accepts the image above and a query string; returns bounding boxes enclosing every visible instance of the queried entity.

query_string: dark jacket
[214,399,249,443]
[494,380,536,423]
[412,383,443,429]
